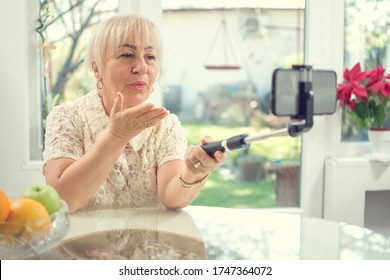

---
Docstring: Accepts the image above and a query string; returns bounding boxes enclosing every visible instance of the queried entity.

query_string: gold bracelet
[178,170,210,189]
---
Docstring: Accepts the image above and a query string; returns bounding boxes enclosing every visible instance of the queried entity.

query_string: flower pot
[368,128,390,155]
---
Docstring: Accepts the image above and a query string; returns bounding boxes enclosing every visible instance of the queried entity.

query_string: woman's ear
[91,61,100,79]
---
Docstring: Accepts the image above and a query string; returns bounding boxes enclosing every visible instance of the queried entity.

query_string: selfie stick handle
[201,134,249,157]
[201,128,289,157]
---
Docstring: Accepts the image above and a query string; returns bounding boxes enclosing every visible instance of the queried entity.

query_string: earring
[97,79,104,89]
[150,86,154,93]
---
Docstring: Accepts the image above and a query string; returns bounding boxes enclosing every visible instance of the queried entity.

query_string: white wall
[324,158,390,228]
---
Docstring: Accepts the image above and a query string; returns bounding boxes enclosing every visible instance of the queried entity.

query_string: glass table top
[42,206,390,260]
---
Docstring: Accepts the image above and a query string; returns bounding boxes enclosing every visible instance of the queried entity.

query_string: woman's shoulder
[155,113,186,141]
[159,112,183,130]
[48,91,99,118]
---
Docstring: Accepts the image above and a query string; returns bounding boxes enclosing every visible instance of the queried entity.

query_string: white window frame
[301,0,372,218]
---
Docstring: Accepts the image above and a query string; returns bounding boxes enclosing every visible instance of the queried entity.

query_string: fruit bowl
[0,199,70,259]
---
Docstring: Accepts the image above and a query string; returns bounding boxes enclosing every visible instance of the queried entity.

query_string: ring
[144,122,150,128]
[194,162,201,168]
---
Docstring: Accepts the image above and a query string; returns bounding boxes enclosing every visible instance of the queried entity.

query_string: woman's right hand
[108,92,168,141]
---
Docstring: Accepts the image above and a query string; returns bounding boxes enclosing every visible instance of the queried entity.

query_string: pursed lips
[130,81,147,90]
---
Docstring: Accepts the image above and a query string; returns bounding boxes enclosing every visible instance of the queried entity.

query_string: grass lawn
[192,171,276,208]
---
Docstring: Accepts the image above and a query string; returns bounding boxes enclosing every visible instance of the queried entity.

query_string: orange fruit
[0,198,51,240]
[0,188,10,222]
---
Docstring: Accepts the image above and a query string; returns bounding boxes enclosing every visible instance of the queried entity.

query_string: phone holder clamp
[287,65,314,137]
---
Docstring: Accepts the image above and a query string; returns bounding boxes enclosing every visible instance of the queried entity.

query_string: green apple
[21,185,61,215]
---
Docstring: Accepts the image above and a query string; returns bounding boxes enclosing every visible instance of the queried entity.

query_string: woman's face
[95,41,159,112]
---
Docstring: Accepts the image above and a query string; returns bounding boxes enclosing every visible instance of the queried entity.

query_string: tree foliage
[36,0,118,120]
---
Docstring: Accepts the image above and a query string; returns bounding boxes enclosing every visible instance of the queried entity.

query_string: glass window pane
[34,0,119,158]
[161,1,305,208]
[342,0,390,142]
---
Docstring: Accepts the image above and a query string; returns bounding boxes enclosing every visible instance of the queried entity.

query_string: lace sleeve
[42,105,84,168]
[156,114,187,166]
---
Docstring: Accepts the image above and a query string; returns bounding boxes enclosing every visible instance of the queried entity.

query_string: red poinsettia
[366,65,390,96]
[337,62,390,129]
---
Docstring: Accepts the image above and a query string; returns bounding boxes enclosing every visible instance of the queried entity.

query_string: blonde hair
[86,14,162,74]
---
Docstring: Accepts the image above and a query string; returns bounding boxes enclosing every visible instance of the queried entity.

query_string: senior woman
[43,15,226,213]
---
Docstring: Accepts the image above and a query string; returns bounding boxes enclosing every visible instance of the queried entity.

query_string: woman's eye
[146,54,157,61]
[119,53,134,59]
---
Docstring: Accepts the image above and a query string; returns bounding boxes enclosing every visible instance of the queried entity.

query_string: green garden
[182,122,301,208]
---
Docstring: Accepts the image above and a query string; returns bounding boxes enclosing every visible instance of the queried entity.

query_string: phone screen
[271,68,337,116]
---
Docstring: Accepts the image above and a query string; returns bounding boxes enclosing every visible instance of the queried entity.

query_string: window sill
[22,160,43,171]
[329,155,390,166]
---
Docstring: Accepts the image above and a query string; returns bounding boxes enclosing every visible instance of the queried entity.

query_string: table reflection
[51,206,390,260]
[54,207,205,260]
[56,228,205,260]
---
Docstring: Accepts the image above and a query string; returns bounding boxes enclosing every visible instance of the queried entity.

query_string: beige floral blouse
[43,91,187,211]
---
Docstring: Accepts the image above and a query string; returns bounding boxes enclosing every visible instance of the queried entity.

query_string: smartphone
[271,68,337,116]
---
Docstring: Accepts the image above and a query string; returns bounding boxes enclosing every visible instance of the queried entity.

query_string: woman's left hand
[157,135,227,210]
[184,135,227,177]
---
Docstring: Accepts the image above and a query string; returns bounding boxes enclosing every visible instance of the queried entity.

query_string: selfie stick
[201,65,314,157]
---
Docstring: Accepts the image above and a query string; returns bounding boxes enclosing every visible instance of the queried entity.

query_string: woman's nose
[131,58,147,75]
